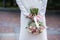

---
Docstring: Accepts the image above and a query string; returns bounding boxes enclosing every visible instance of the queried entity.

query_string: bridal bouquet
[25,8,45,35]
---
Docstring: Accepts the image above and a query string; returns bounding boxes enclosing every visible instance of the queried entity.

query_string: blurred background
[0,0,60,40]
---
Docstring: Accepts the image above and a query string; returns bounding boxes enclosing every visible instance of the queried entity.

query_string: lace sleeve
[16,0,28,15]
[40,0,48,15]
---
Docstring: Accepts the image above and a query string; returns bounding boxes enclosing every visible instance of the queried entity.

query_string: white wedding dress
[16,0,48,40]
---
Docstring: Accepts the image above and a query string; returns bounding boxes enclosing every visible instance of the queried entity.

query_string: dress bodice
[16,0,47,15]
[21,0,42,12]
[22,0,47,13]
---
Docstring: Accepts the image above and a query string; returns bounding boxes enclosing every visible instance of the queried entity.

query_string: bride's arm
[16,0,28,15]
[40,0,48,15]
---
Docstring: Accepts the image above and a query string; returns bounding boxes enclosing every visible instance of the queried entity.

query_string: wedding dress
[16,0,48,40]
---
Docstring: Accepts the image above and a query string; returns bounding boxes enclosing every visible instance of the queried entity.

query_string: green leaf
[30,8,39,15]
[38,22,43,26]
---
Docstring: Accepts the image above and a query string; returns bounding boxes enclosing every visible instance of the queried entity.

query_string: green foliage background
[0,0,60,10]
[47,0,60,10]
[0,0,18,8]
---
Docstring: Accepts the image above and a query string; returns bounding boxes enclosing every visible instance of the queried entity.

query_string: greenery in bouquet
[30,8,39,16]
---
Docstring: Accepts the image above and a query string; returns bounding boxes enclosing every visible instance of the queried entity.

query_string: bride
[16,0,48,40]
